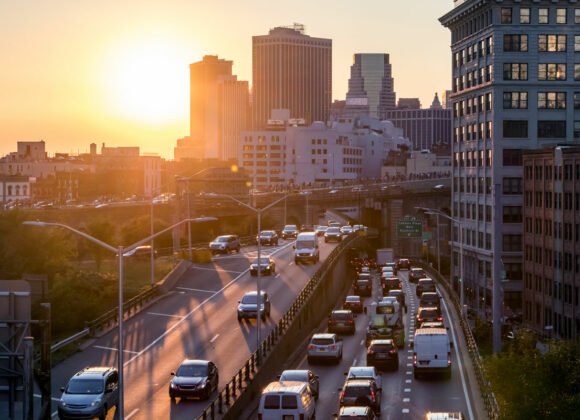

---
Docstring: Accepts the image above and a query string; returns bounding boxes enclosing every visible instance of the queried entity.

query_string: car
[300,224,315,232]
[336,406,378,420]
[58,367,119,420]
[294,232,320,264]
[329,189,339,194]
[340,225,353,235]
[358,266,371,275]
[425,412,466,420]
[415,306,443,324]
[307,333,343,364]
[387,289,407,311]
[281,224,299,239]
[338,379,381,415]
[209,234,241,255]
[380,276,400,294]
[344,366,382,389]
[383,262,398,275]
[314,225,328,236]
[237,291,271,321]
[257,230,279,246]
[123,245,157,258]
[354,278,372,297]
[278,369,319,399]
[419,321,446,329]
[343,295,364,313]
[324,227,342,242]
[409,267,426,283]
[169,359,219,401]
[328,310,356,335]
[420,292,441,309]
[366,339,399,371]
[249,256,276,276]
[416,278,437,296]
[258,381,316,419]
[396,258,411,270]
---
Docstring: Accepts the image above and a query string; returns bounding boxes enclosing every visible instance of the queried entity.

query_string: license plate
[318,348,326,352]
[337,322,344,326]
[420,361,429,365]
[376,354,387,359]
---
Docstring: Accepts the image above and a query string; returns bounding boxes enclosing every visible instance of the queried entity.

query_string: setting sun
[100,36,192,124]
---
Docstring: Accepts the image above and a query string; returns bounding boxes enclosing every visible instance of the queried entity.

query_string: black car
[354,279,372,297]
[237,291,271,321]
[396,258,411,270]
[249,256,276,276]
[256,230,279,246]
[387,289,407,311]
[419,292,441,309]
[380,277,400,294]
[416,278,436,296]
[328,310,356,335]
[338,379,382,415]
[324,227,342,242]
[415,306,443,324]
[169,359,219,401]
[343,295,364,313]
[367,339,399,371]
[409,267,426,283]
[281,225,299,239]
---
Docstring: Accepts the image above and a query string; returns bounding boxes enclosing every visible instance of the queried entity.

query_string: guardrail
[196,234,361,419]
[417,261,500,420]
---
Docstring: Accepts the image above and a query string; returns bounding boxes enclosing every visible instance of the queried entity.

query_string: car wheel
[98,405,107,420]
[307,357,313,364]
[236,246,241,253]
[204,385,211,400]
[169,390,176,401]
[237,315,242,322]
[295,259,299,264]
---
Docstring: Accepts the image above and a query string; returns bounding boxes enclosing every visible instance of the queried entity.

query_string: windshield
[327,228,340,233]
[260,231,274,237]
[215,237,229,243]
[66,379,104,394]
[280,371,306,382]
[377,305,395,314]
[176,364,208,377]
[241,294,264,304]
[253,258,270,265]
[284,225,297,231]
[297,240,315,248]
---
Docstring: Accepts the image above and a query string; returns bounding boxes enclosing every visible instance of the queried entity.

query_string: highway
[242,269,477,419]
[44,234,340,419]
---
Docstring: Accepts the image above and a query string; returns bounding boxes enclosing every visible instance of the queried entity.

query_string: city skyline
[0,0,451,160]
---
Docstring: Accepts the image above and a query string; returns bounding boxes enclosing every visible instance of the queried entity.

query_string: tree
[83,219,116,270]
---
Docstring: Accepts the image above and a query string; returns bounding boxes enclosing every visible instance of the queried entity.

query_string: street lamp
[202,192,290,354]
[23,216,216,418]
[416,207,464,317]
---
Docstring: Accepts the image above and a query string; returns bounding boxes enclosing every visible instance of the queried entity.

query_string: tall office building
[344,53,396,119]
[189,55,249,160]
[440,1,580,329]
[252,24,332,128]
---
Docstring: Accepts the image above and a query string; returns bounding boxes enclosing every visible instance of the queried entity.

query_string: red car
[343,295,364,313]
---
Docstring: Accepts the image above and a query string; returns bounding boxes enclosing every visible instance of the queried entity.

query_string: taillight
[329,345,337,349]
[448,352,452,366]
[368,349,374,355]
[437,316,443,321]
[347,319,354,324]
[413,353,417,366]
[370,390,376,402]
[417,317,423,322]
[389,348,397,354]
[339,390,345,403]
[308,345,316,350]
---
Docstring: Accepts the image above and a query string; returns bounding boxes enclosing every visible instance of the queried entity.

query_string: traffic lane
[123,241,338,419]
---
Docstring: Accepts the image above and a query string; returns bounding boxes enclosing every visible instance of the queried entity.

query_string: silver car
[307,333,343,364]
[278,369,319,398]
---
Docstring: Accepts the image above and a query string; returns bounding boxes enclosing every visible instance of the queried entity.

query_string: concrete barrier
[157,260,191,294]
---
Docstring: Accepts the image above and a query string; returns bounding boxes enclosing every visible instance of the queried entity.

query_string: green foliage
[472,318,493,355]
[120,215,171,249]
[485,336,580,419]
[83,219,116,270]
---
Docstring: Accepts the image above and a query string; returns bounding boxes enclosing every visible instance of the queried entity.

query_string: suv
[338,379,382,415]
[387,289,407,311]
[281,225,299,239]
[344,366,382,389]
[237,291,271,321]
[169,359,219,401]
[354,278,372,297]
[328,310,356,335]
[58,367,119,420]
[416,278,436,296]
[209,235,241,255]
[396,258,411,270]
[307,333,343,364]
[367,339,399,371]
[324,227,342,242]
[420,292,441,309]
[415,306,443,324]
[380,276,400,294]
[257,230,279,246]
[409,267,426,283]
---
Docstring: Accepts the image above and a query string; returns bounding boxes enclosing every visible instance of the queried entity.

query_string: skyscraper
[440,1,580,340]
[189,55,249,160]
[344,53,396,119]
[252,24,332,128]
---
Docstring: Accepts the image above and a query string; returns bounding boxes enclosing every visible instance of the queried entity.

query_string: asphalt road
[41,235,340,419]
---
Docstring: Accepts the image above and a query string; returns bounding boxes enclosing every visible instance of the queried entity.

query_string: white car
[344,365,382,389]
[307,333,343,364]
[340,225,353,235]
[278,369,319,398]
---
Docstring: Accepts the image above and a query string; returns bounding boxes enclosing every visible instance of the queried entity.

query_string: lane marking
[52,411,58,418]
[403,397,410,402]
[190,265,243,274]
[210,334,220,344]
[404,388,411,392]
[126,408,139,419]
[352,358,357,366]
[405,379,412,383]
[177,287,218,293]
[402,408,410,413]
[147,312,185,319]
[94,345,139,354]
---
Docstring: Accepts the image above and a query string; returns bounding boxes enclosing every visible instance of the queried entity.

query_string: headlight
[90,399,101,407]
[59,400,67,407]
[170,382,176,389]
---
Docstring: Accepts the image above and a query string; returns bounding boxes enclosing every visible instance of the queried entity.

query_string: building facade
[440,1,580,319]
[344,53,396,119]
[252,24,332,128]
[189,55,249,160]
[522,146,580,339]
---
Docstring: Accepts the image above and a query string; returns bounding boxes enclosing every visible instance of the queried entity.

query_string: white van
[294,232,319,264]
[258,381,316,420]
[412,328,452,379]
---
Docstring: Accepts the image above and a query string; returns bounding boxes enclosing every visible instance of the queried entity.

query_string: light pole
[417,207,464,317]
[23,216,216,418]
[202,192,290,352]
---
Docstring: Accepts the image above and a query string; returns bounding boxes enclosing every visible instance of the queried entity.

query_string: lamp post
[202,192,290,353]
[418,207,464,317]
[23,216,216,418]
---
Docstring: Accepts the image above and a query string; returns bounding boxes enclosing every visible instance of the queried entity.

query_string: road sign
[397,217,422,238]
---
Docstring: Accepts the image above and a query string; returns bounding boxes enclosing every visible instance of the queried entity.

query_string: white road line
[352,358,357,366]
[147,312,185,319]
[403,397,410,402]
[406,371,412,375]
[405,379,412,383]
[94,345,139,354]
[404,388,411,392]
[176,287,218,293]
[402,408,410,413]
[51,411,58,418]
[359,339,364,346]
[442,297,475,420]
[126,408,139,419]
[190,265,243,274]
[123,242,295,368]
[33,394,60,402]
[406,363,412,367]
[210,334,220,344]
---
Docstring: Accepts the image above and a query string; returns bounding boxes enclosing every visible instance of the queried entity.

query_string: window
[538,92,566,109]
[503,206,523,223]
[538,64,566,81]
[538,121,566,138]
[575,93,580,109]
[576,9,580,24]
[520,8,530,24]
[503,92,527,109]
[504,34,528,52]
[503,234,522,252]
[503,120,528,138]
[556,8,567,24]
[539,8,549,24]
[503,149,523,166]
[503,177,523,194]
[538,35,567,52]
[575,121,580,139]
[575,64,580,81]
[501,7,512,24]
[503,63,528,80]
[575,36,580,52]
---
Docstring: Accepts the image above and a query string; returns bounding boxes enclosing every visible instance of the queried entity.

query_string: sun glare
[102,37,191,124]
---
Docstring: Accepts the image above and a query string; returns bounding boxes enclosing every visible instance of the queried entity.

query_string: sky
[0,0,453,160]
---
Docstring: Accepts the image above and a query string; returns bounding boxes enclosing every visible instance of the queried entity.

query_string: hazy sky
[0,0,453,160]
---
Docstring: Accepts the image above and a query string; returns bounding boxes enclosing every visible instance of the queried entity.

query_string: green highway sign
[397,218,423,238]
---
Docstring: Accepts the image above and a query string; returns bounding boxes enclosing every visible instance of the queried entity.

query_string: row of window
[523,301,578,340]
[524,162,580,182]
[454,177,492,195]
[243,136,283,143]
[454,122,493,142]
[452,66,493,92]
[501,7,579,25]
[525,218,580,242]
[524,247,580,280]
[504,120,580,139]
[525,277,578,307]
[504,91,580,110]
[453,36,494,67]
[310,138,328,145]
[4,185,28,196]
[454,149,493,168]
[504,63,580,81]
[451,224,492,251]
[453,149,523,169]
[503,34,580,52]
[524,191,580,212]
[242,145,285,151]
[453,94,492,117]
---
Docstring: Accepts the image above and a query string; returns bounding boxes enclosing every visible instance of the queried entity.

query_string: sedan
[340,225,353,235]
[338,379,381,415]
[249,256,276,276]
[256,230,278,246]
[278,369,319,399]
[169,359,219,401]
[343,295,364,313]
[415,306,443,324]
[324,227,342,242]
